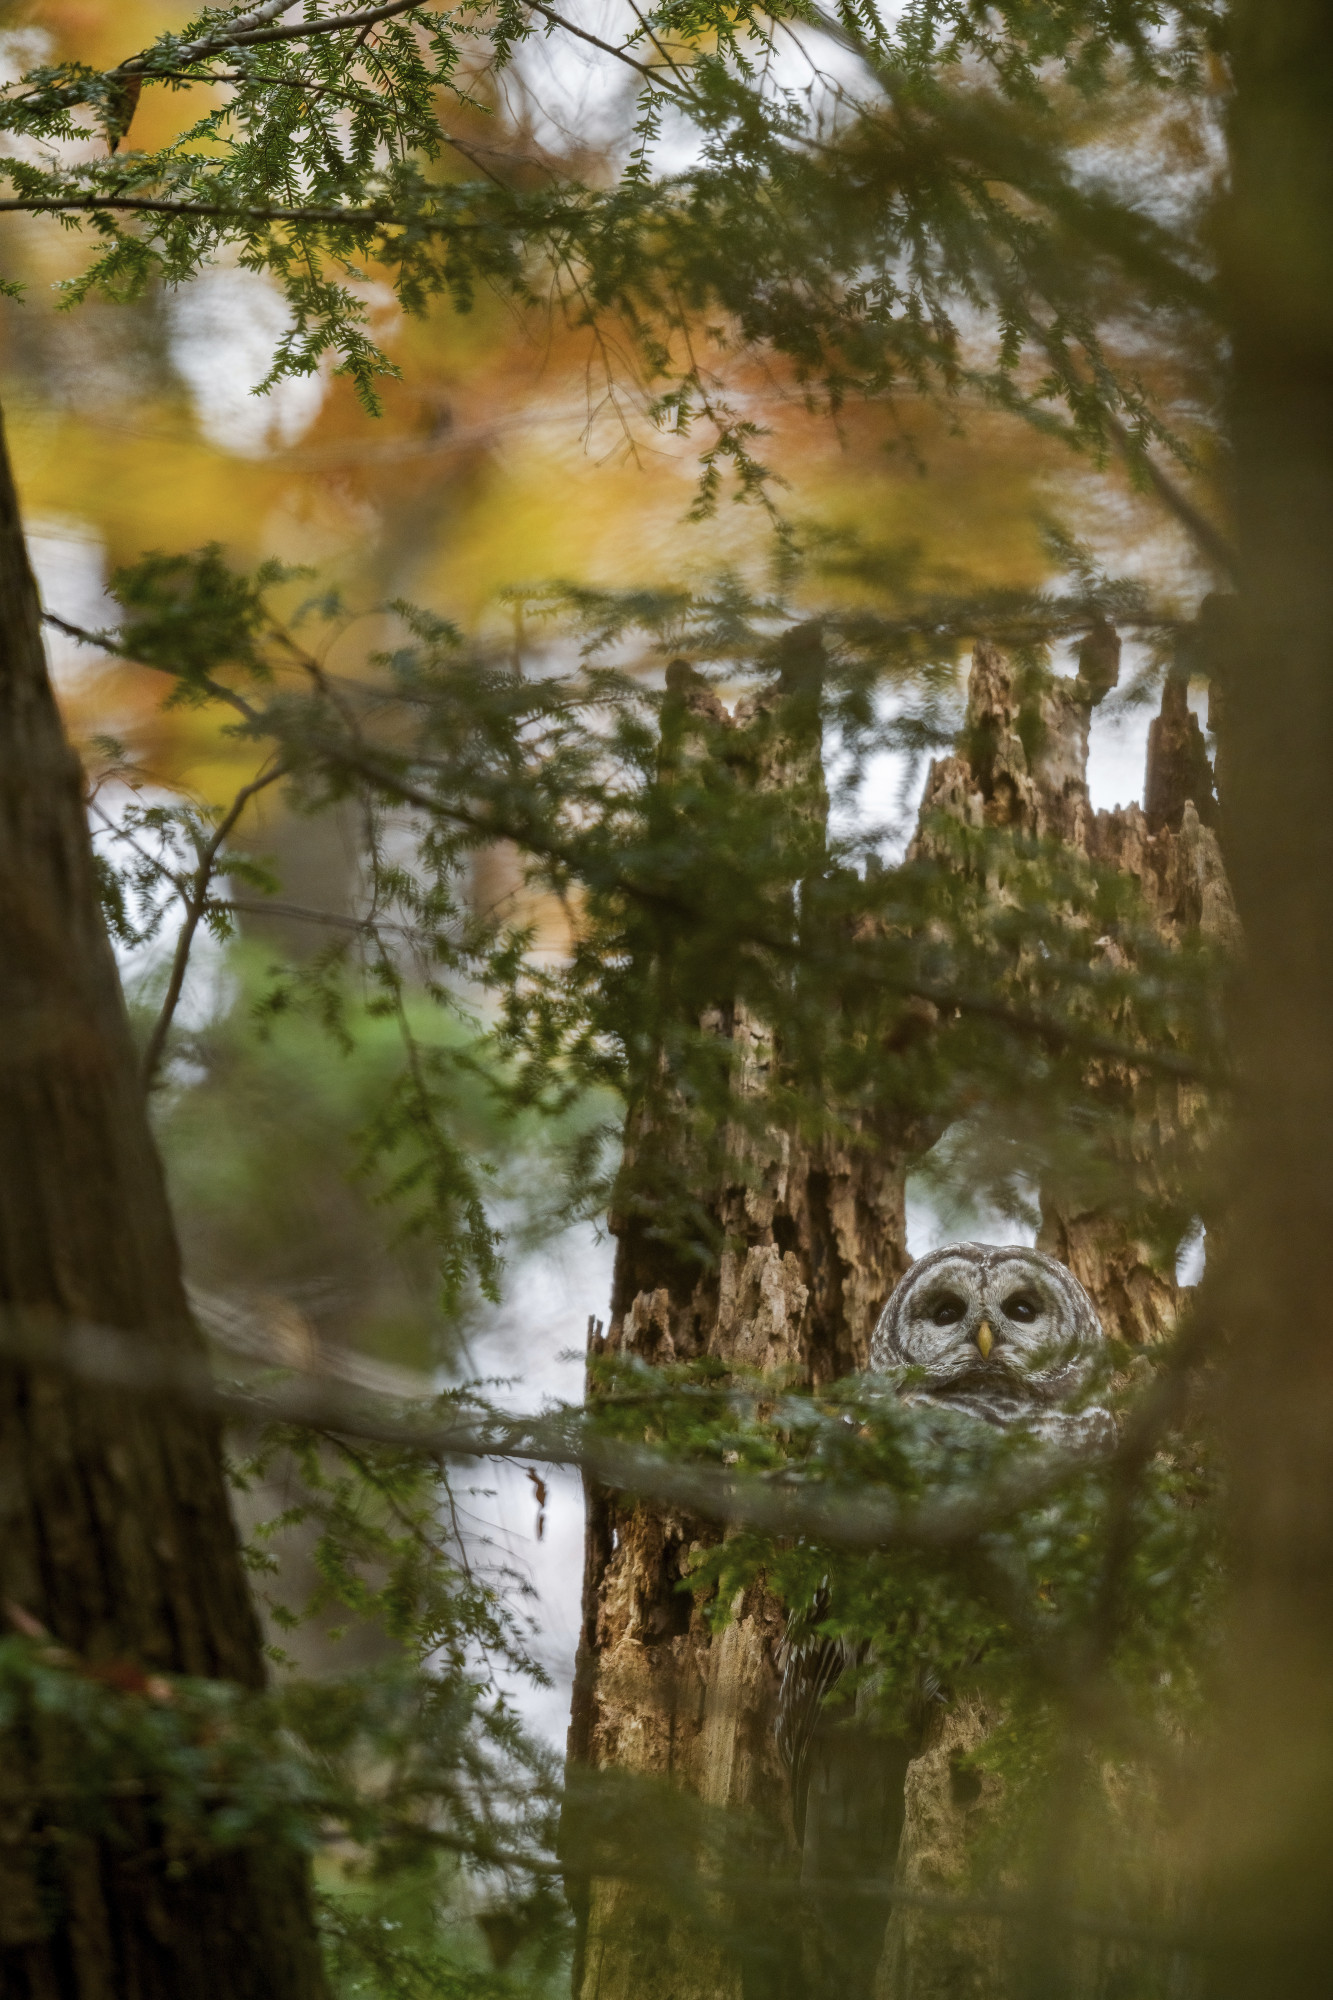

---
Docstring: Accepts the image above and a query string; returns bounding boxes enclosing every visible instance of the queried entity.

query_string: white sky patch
[828,732,938,863]
[169,268,330,458]
[28,517,116,688]
[1085,678,1210,813]
[502,0,883,178]
[450,1219,616,1747]
[1175,1219,1206,1288]
[906,1172,1039,1259]
[500,0,643,165]
[833,741,923,860]
[1087,680,1156,811]
[1080,640,1211,814]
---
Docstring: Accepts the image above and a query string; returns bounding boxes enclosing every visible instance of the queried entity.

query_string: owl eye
[930,1294,967,1327]
[1003,1292,1041,1323]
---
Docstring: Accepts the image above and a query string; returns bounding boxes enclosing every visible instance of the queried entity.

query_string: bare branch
[525,2,664,86]
[140,761,289,1092]
[207,0,307,34]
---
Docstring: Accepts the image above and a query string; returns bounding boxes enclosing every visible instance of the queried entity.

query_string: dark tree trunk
[1206,5,1333,1992]
[0,409,327,1996]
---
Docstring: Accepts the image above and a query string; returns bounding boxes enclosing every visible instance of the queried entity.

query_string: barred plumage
[776,1244,1111,1840]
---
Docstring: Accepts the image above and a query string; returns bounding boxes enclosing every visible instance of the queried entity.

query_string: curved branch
[42,610,266,725]
[119,0,428,72]
[0,1308,1211,1563]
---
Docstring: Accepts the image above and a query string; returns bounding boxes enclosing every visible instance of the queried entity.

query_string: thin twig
[525,1,666,87]
[140,762,288,1091]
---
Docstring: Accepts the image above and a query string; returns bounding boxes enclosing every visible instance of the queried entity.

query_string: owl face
[870,1243,1105,1419]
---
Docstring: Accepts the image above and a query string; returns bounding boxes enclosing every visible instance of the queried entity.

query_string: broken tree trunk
[0,409,328,1997]
[911,633,1230,1341]
[565,652,914,2000]
[876,634,1232,2000]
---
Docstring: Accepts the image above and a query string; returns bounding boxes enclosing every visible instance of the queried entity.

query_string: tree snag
[879,635,1231,1999]
[564,650,914,2000]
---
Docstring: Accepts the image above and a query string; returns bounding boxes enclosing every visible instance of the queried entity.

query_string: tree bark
[878,637,1231,1999]
[914,635,1230,1342]
[0,407,328,1997]
[566,629,1231,2000]
[564,657,914,2000]
[1204,5,1333,1991]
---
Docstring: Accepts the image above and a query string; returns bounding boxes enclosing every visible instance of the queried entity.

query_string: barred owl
[777,1243,1111,1895]
[868,1240,1110,1449]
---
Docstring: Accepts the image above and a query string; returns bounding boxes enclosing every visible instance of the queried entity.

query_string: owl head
[870,1243,1107,1432]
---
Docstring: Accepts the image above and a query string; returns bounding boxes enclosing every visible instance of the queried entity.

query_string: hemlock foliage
[0,1,1236,1991]
[0,1,1226,506]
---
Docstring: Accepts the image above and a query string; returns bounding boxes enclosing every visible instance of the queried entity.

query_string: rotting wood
[877,633,1231,1999]
[564,627,1231,2000]
[564,649,916,2000]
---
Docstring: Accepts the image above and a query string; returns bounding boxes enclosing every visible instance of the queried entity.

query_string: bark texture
[0,409,327,1997]
[566,662,914,2000]
[877,637,1230,1998]
[914,636,1230,1342]
[567,632,1229,2000]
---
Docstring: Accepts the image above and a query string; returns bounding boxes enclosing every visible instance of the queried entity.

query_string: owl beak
[975,1319,994,1360]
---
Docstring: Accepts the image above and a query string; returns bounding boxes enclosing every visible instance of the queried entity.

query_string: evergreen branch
[321,733,1216,1082]
[1075,1295,1216,1684]
[0,1310,1203,1562]
[1105,412,1237,582]
[119,0,433,71]
[43,610,266,724]
[0,195,395,226]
